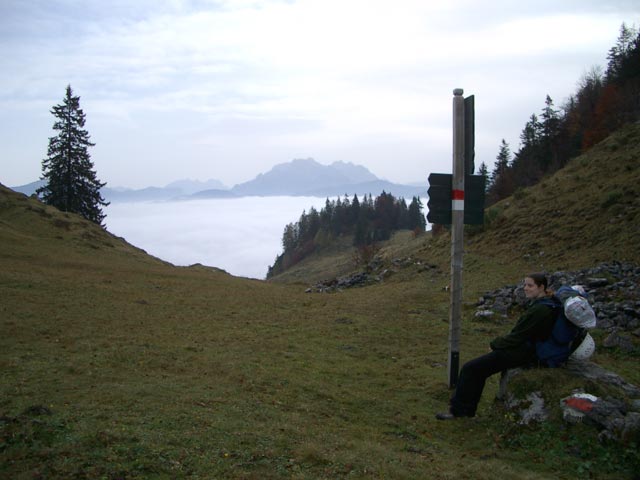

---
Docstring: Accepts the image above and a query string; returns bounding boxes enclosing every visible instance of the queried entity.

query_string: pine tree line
[267,193,426,278]
[482,23,640,205]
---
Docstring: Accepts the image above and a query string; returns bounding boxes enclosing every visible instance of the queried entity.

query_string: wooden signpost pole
[448,88,465,389]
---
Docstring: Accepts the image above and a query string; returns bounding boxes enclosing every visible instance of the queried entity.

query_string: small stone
[519,392,548,425]
[621,412,640,444]
[603,331,635,352]
[629,399,640,412]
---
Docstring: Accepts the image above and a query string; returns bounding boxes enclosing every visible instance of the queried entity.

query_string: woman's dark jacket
[489,298,556,364]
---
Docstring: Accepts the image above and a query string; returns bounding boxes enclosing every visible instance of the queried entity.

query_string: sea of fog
[105,196,329,279]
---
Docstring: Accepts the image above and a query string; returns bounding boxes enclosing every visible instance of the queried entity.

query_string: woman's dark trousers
[450,350,524,417]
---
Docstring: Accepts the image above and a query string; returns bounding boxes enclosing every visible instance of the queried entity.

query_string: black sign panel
[426,173,485,225]
[427,173,452,224]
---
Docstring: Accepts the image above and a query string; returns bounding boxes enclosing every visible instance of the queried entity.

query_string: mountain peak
[231,158,382,196]
[328,161,378,183]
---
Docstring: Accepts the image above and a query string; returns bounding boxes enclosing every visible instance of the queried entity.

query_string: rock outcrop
[497,361,640,443]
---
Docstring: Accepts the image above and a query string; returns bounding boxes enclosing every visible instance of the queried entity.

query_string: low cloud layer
[105,196,329,279]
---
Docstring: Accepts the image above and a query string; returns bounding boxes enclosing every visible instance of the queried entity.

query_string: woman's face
[524,277,546,299]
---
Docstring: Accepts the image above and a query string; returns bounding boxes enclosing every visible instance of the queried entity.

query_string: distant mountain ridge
[10,179,229,202]
[10,180,46,196]
[106,179,228,202]
[203,158,427,199]
[9,159,427,202]
[229,158,377,196]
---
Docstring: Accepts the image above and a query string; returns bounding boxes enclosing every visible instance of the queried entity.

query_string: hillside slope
[1,184,166,268]
[469,122,640,269]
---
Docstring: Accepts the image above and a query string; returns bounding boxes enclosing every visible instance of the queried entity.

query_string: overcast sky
[1,0,638,189]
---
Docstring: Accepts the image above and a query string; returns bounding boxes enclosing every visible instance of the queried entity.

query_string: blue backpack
[535,286,589,367]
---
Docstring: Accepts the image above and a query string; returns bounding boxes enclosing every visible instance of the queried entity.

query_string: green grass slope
[470,122,640,269]
[1,124,639,479]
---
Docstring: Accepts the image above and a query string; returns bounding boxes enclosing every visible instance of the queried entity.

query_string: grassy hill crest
[1,184,165,267]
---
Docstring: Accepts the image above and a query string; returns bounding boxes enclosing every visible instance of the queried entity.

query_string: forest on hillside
[484,23,640,205]
[267,193,425,278]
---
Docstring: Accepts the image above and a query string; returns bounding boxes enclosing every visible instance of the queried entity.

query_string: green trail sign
[426,173,485,225]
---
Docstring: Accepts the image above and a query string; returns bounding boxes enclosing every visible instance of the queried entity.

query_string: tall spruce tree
[540,95,560,170]
[478,162,489,193]
[606,23,638,84]
[37,85,108,225]
[407,196,426,231]
[488,139,514,203]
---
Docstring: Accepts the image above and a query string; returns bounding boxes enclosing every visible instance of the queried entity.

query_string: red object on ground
[564,397,595,412]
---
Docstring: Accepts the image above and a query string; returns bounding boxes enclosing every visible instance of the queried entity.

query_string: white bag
[564,296,597,329]
[569,333,596,361]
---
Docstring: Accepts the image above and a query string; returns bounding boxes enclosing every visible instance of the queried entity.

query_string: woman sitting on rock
[436,272,556,419]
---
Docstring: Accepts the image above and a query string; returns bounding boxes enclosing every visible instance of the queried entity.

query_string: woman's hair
[526,272,548,291]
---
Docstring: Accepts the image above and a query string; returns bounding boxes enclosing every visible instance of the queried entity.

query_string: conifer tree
[540,95,560,170]
[488,139,514,203]
[541,95,560,140]
[37,85,108,225]
[520,114,542,148]
[407,197,426,231]
[350,194,361,225]
[606,23,638,84]
[491,140,511,184]
[478,162,489,192]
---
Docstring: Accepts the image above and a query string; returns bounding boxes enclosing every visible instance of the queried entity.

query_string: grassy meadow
[2,124,640,478]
